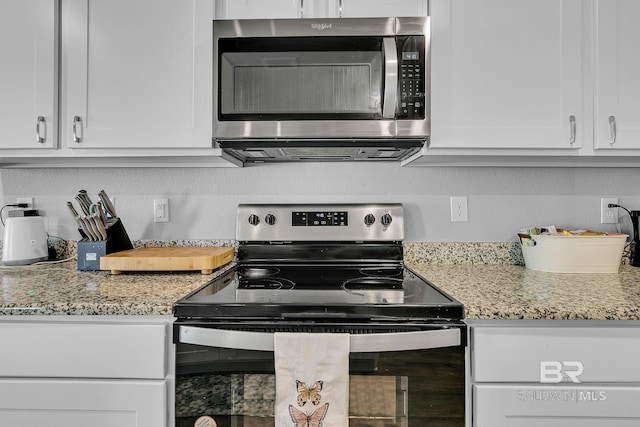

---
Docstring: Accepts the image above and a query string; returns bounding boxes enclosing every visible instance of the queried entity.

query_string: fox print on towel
[296,380,323,406]
[289,402,330,427]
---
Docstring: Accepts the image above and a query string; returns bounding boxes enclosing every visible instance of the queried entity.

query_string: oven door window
[218,37,384,121]
[176,344,464,426]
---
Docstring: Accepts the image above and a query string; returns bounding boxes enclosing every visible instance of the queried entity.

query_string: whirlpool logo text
[311,23,332,30]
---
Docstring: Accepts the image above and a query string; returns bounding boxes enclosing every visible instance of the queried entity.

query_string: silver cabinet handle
[72,116,82,143]
[179,326,461,352]
[569,115,576,144]
[382,37,398,119]
[339,0,343,17]
[36,116,45,143]
[300,0,304,18]
[609,115,617,144]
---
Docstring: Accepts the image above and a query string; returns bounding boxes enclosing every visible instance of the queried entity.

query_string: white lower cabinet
[474,384,640,427]
[0,316,174,427]
[0,379,166,427]
[468,320,640,427]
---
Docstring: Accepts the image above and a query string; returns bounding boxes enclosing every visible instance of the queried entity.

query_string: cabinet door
[474,385,640,427]
[325,0,427,18]
[215,0,312,19]
[62,0,213,149]
[0,0,57,149]
[0,379,167,427]
[594,0,640,150]
[430,0,586,150]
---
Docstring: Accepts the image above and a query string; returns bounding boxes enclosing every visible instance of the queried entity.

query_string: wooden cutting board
[99,247,234,275]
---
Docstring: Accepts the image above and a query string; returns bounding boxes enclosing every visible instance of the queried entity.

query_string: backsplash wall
[2,164,639,242]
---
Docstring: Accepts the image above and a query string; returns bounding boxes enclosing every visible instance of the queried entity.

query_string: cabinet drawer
[474,384,640,426]
[471,322,640,383]
[0,378,166,427]
[0,319,168,379]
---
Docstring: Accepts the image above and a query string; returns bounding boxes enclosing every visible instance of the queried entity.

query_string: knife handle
[77,216,95,241]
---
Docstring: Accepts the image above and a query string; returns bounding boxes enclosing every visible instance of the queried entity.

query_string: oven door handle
[178,326,461,352]
[382,37,398,119]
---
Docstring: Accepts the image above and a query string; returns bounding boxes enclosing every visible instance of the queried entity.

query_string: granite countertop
[1,241,639,320]
[407,263,640,320]
[0,260,230,316]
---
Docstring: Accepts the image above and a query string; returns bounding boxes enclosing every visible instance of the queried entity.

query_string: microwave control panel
[397,36,426,120]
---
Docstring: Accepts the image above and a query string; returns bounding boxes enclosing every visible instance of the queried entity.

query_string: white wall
[1,164,638,242]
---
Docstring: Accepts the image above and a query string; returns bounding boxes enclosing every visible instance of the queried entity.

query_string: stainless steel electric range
[173,204,466,427]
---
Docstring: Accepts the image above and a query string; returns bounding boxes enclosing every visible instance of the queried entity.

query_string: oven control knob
[364,213,376,227]
[248,214,260,226]
[265,214,276,225]
[381,213,393,226]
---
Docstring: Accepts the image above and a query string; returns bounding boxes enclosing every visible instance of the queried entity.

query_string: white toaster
[2,216,48,266]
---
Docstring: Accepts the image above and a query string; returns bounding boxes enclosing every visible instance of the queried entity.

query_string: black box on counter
[77,218,133,271]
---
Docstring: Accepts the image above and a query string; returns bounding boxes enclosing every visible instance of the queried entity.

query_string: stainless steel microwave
[213,17,430,163]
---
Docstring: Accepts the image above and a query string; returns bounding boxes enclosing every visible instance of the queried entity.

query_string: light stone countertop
[1,241,638,320]
[0,260,232,316]
[406,263,640,320]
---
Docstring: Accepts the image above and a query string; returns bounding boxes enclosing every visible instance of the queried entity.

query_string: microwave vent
[281,147,362,158]
[217,138,425,164]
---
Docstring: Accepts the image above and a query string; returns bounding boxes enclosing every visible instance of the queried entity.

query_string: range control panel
[237,204,404,242]
[292,211,348,227]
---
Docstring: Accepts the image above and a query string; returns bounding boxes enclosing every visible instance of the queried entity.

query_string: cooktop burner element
[174,204,464,321]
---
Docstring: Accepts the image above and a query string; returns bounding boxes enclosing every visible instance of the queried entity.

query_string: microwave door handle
[382,37,398,119]
[179,326,460,352]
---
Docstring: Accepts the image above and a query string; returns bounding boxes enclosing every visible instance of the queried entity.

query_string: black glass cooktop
[173,264,464,321]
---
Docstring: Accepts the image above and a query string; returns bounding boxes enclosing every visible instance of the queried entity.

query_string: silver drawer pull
[300,0,304,18]
[36,116,45,143]
[569,115,576,144]
[72,116,82,143]
[609,115,617,144]
[179,326,461,352]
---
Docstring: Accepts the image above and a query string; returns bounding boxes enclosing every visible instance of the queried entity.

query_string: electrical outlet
[16,197,33,208]
[601,197,619,224]
[450,196,468,222]
[154,198,169,223]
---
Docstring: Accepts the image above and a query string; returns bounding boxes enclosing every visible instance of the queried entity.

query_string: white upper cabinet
[216,0,313,19]
[324,0,427,17]
[594,0,640,151]
[215,0,427,19]
[0,0,58,150]
[62,0,214,149]
[428,0,586,151]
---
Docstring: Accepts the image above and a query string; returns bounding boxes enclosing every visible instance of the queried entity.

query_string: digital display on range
[292,211,348,226]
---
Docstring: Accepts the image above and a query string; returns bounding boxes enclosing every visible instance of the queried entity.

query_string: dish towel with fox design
[274,332,350,427]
